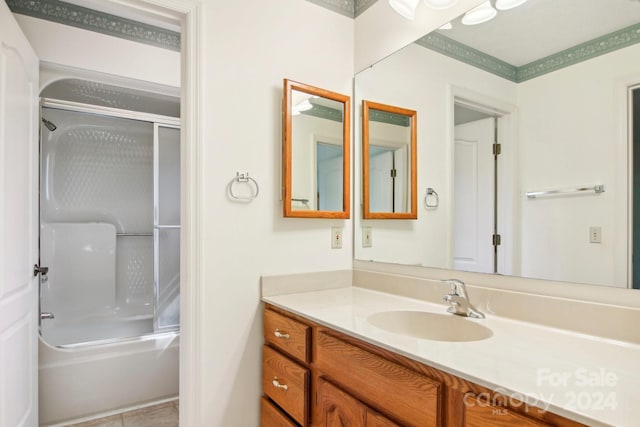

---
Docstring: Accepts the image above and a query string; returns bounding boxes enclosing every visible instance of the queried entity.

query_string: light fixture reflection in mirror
[362,100,417,220]
[282,79,351,219]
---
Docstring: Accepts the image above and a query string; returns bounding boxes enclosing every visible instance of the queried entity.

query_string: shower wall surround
[39,80,180,346]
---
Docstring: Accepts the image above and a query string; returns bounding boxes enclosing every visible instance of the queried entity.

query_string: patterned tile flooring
[66,400,178,427]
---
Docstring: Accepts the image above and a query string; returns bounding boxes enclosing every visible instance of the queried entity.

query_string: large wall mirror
[363,100,417,219]
[283,79,351,218]
[354,0,640,289]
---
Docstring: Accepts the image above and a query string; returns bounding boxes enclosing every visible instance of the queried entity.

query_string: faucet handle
[441,278,465,295]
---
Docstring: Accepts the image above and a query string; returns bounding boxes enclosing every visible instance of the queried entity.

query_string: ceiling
[437,0,640,66]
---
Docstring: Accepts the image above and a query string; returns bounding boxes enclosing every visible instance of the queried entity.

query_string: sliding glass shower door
[154,124,180,331]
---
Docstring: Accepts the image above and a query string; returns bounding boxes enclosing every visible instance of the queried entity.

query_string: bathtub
[38,332,179,426]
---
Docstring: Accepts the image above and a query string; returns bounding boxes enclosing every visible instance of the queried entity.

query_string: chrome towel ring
[229,172,259,201]
[424,187,439,208]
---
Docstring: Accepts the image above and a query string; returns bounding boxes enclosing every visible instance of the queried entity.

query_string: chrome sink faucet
[441,279,485,319]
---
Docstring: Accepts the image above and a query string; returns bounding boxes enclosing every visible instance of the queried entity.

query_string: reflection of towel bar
[424,188,439,208]
[116,233,152,236]
[526,184,604,199]
[292,198,309,204]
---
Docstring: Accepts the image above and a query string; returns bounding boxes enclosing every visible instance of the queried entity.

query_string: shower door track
[41,98,181,127]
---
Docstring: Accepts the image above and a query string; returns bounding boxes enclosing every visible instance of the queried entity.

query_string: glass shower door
[154,125,180,331]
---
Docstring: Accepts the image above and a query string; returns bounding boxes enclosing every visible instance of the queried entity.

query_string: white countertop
[263,287,640,427]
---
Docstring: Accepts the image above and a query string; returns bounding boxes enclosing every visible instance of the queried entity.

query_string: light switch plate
[331,227,343,249]
[362,226,372,248]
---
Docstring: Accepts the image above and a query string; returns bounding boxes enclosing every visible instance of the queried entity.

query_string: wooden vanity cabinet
[261,304,585,427]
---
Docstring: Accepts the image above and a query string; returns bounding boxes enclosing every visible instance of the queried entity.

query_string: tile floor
[66,400,179,427]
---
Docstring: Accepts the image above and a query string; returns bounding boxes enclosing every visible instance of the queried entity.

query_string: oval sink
[366,310,493,342]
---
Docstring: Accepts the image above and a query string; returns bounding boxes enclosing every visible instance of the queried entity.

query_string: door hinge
[493,143,502,156]
[390,168,397,178]
[33,264,49,277]
[492,234,501,246]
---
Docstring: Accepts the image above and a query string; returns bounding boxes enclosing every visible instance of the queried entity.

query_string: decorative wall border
[6,0,181,51]
[369,109,411,127]
[416,32,518,82]
[5,0,374,51]
[417,22,640,83]
[517,22,640,82]
[301,104,344,122]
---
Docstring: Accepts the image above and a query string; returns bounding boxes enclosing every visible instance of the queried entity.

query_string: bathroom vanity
[260,287,600,426]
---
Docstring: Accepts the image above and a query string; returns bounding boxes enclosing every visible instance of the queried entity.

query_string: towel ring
[229,172,259,201]
[424,187,439,208]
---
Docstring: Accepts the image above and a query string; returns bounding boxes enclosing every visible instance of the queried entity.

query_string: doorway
[452,100,507,274]
[0,0,200,425]
[632,86,640,289]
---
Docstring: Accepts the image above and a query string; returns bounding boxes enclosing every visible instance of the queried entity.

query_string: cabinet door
[464,394,550,427]
[261,397,297,427]
[366,409,400,427]
[318,378,366,427]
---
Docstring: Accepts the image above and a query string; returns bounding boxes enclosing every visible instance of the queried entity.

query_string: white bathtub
[38,332,179,426]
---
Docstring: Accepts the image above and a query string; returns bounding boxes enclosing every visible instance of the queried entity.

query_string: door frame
[623,81,640,289]
[98,0,202,424]
[447,85,518,275]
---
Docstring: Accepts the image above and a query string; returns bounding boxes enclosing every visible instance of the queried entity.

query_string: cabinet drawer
[264,309,310,363]
[262,345,309,426]
[261,397,298,427]
[463,394,550,427]
[316,332,441,427]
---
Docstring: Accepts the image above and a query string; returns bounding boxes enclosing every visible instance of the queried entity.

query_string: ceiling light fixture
[461,1,497,25]
[388,0,420,20]
[495,0,528,10]
[423,0,458,10]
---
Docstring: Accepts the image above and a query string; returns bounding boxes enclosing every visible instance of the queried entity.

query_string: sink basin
[366,310,493,342]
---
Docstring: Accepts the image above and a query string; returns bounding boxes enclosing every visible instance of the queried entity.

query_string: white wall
[198,0,353,425]
[14,15,180,88]
[517,44,640,287]
[355,43,517,267]
[16,1,354,425]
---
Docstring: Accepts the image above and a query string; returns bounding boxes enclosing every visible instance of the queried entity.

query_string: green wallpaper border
[416,32,518,82]
[5,0,374,50]
[301,104,344,122]
[6,0,181,51]
[418,23,640,83]
[517,22,640,82]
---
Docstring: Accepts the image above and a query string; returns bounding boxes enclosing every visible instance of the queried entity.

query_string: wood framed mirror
[362,100,417,219]
[283,79,351,218]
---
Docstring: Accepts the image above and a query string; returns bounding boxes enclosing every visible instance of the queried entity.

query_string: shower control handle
[41,312,55,320]
[34,264,49,277]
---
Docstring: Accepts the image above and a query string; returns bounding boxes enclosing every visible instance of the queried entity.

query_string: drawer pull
[274,329,290,339]
[272,377,289,391]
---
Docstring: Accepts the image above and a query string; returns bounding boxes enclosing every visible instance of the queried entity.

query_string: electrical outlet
[589,226,602,244]
[331,227,343,249]
[362,227,372,248]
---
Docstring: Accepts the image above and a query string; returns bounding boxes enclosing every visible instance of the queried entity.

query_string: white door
[453,118,495,273]
[369,148,394,212]
[0,3,40,426]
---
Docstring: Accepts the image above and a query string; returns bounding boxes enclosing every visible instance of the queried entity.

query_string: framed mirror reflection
[354,0,640,289]
[362,100,417,219]
[283,79,351,218]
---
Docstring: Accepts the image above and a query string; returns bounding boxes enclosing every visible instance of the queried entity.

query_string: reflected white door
[317,143,343,211]
[0,3,39,426]
[369,149,394,211]
[453,118,495,273]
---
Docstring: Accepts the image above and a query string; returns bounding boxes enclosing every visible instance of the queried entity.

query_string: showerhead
[42,118,57,132]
